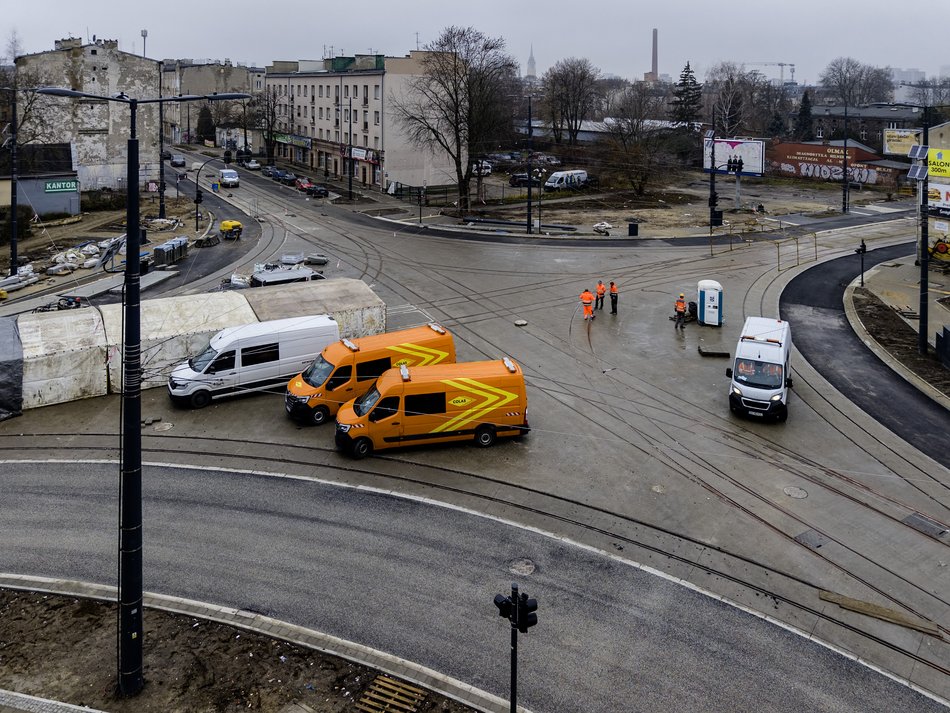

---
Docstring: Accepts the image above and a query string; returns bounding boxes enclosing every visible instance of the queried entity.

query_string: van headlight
[731,386,742,397]
[770,394,783,402]
[337,423,351,433]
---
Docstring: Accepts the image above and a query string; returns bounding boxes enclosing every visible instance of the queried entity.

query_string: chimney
[652,28,658,78]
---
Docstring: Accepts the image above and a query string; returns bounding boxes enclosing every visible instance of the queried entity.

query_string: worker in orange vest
[595,280,606,310]
[609,281,618,314]
[580,288,595,321]
[674,292,687,329]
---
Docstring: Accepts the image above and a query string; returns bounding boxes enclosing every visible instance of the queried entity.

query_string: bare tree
[252,87,281,165]
[908,79,950,110]
[595,77,630,119]
[542,58,601,145]
[603,82,670,195]
[819,57,893,106]
[392,26,517,212]
[2,29,56,146]
[705,62,748,137]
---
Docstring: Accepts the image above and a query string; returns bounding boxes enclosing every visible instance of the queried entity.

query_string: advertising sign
[883,129,920,156]
[44,179,78,193]
[927,181,950,217]
[928,148,950,180]
[703,138,765,176]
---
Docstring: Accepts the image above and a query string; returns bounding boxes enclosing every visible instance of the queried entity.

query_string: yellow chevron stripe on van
[388,342,450,367]
[431,378,517,433]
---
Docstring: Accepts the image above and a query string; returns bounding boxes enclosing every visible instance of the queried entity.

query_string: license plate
[748,411,764,417]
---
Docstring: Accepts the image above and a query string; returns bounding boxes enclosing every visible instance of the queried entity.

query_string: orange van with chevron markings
[334,357,530,459]
[285,323,456,425]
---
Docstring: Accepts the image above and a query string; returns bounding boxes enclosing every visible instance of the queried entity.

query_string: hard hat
[679,293,685,298]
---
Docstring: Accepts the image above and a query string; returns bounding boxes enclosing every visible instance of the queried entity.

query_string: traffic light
[708,192,719,207]
[736,157,744,173]
[516,593,538,633]
[494,593,513,619]
[195,188,203,204]
[855,239,867,255]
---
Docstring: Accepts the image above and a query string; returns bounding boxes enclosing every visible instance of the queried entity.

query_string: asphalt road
[0,461,941,713]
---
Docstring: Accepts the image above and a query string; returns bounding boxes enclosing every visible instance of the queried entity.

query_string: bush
[81,190,127,212]
[0,205,33,246]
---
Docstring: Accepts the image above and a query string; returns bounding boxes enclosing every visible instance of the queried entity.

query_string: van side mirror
[725,367,733,378]
[206,365,216,375]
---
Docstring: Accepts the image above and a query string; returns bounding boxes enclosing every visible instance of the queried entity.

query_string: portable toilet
[698,279,723,326]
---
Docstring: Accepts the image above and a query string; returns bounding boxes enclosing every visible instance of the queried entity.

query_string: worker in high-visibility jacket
[674,292,687,329]
[595,280,606,310]
[580,288,595,321]
[609,281,619,314]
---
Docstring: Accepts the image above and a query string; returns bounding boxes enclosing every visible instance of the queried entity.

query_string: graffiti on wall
[773,161,880,184]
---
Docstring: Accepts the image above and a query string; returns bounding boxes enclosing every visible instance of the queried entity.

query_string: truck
[544,169,588,192]
[725,317,792,422]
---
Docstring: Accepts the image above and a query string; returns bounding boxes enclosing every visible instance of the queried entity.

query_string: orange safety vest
[610,284,618,295]
[580,291,594,306]
[674,299,686,313]
[596,283,606,297]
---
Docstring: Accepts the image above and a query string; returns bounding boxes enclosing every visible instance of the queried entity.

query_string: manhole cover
[651,484,666,494]
[784,486,807,499]
[508,558,536,575]
[153,422,174,431]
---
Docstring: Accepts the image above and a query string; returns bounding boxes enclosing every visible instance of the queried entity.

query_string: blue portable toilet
[698,279,723,326]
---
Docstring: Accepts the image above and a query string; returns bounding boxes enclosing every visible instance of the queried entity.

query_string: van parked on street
[167,316,340,408]
[285,323,456,425]
[725,317,792,422]
[335,357,529,459]
[218,169,240,187]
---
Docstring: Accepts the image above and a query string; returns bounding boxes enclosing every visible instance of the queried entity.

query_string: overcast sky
[5,1,947,87]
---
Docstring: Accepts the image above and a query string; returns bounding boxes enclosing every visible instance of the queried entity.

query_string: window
[241,343,279,366]
[406,392,446,416]
[860,129,867,140]
[369,396,400,423]
[363,85,368,102]
[319,85,324,97]
[374,85,380,100]
[353,85,358,98]
[326,365,353,390]
[357,357,392,381]
[363,136,368,147]
[816,126,824,138]
[374,110,380,125]
[374,137,379,149]
[209,351,235,373]
[344,85,349,98]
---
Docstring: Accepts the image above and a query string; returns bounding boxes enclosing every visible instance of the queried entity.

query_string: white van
[725,317,792,422]
[544,169,587,191]
[167,315,340,408]
[218,168,240,187]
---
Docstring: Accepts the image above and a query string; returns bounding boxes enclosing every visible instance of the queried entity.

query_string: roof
[811,103,923,121]
[213,315,338,344]
[377,358,522,390]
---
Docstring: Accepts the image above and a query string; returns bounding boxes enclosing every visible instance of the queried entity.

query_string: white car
[244,159,261,170]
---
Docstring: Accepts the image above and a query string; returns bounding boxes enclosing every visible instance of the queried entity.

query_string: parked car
[160,149,172,161]
[271,169,287,182]
[170,154,186,168]
[294,176,314,192]
[508,173,540,188]
[244,159,261,170]
[261,165,276,177]
[306,184,330,198]
[472,160,492,176]
[279,172,297,185]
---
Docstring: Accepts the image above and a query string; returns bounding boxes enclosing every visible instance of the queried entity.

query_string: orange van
[334,357,529,459]
[285,323,455,425]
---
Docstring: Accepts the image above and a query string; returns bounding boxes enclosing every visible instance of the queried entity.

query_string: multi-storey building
[17,37,161,190]
[264,52,456,191]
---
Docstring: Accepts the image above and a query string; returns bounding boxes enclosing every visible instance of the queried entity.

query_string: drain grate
[356,674,426,712]
[793,529,829,549]
[903,512,949,540]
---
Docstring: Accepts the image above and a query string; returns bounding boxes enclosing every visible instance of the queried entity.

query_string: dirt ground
[1,177,945,712]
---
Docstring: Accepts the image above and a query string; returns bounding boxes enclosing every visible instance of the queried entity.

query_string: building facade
[810,102,924,154]
[264,52,456,191]
[17,37,162,190]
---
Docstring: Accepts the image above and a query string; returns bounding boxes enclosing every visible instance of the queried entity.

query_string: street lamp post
[37,86,249,698]
[348,97,353,200]
[526,96,533,235]
[842,102,849,214]
[1,86,18,276]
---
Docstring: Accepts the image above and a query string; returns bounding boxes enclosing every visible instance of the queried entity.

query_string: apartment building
[265,52,456,191]
[16,37,161,190]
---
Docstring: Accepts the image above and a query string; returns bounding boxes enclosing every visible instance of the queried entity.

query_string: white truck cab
[725,317,792,422]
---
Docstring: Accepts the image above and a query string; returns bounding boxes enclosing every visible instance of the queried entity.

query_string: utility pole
[2,85,19,276]
[526,95,533,234]
[842,102,849,214]
[348,96,353,200]
[158,62,166,219]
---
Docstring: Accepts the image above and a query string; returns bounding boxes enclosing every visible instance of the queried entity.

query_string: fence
[386,183,456,207]
[774,233,818,272]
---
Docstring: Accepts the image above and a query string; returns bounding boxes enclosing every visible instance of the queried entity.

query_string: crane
[747,62,796,85]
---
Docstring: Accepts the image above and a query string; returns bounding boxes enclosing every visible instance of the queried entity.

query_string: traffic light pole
[509,583,519,713]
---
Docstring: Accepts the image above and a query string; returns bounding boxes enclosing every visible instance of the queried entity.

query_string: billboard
[883,129,920,156]
[703,138,765,177]
[927,181,950,217]
[928,148,950,181]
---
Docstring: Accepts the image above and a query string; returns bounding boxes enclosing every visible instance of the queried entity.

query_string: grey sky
[5,1,946,87]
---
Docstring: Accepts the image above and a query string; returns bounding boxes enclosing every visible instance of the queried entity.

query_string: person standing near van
[674,293,687,329]
[609,281,618,314]
[595,280,606,310]
[580,288,595,321]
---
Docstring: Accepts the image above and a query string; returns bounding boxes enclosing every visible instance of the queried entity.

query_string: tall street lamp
[37,86,249,698]
[1,85,18,276]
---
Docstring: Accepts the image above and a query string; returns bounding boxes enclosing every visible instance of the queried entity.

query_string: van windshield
[190,344,217,373]
[302,355,335,387]
[734,359,783,389]
[354,383,381,417]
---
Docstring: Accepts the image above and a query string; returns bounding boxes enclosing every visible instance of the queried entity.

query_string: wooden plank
[820,590,942,637]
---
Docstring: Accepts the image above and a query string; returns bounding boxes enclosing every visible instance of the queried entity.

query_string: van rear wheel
[310,406,330,426]
[351,437,373,459]
[475,425,496,448]
[189,390,211,409]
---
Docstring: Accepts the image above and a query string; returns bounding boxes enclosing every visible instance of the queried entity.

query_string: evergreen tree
[794,90,815,141]
[196,106,214,142]
[669,62,702,127]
